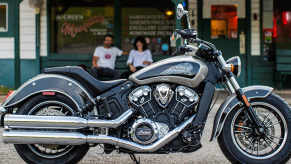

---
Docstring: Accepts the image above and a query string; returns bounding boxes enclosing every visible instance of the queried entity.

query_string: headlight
[226,56,241,78]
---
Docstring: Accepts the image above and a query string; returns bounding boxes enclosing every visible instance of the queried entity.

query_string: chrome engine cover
[171,86,199,119]
[128,86,151,105]
[176,86,198,105]
[129,118,169,145]
[153,84,174,108]
[128,86,156,117]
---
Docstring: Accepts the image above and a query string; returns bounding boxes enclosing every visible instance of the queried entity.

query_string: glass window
[0,4,7,32]
[211,5,238,39]
[121,0,176,55]
[50,0,114,54]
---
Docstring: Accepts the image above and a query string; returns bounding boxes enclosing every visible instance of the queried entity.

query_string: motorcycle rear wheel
[14,93,90,164]
[218,93,291,164]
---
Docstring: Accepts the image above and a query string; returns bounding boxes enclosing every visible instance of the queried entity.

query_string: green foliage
[0,85,13,94]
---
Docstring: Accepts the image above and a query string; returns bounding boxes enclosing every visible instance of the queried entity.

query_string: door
[200,0,246,87]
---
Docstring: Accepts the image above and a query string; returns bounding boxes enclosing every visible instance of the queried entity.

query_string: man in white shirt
[91,34,128,80]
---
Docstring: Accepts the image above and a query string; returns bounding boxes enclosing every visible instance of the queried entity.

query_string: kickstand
[129,153,140,164]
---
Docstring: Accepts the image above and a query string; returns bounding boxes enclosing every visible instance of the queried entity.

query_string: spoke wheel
[218,93,291,164]
[26,101,75,158]
[231,102,287,159]
[13,94,89,164]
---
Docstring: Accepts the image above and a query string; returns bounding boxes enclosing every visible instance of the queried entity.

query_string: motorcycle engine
[128,84,199,146]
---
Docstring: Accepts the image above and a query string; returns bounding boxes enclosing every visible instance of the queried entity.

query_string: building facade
[0,0,289,89]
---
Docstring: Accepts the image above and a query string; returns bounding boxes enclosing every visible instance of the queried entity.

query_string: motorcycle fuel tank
[129,56,208,88]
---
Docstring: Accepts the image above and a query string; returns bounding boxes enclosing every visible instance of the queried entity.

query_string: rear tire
[218,93,291,164]
[14,93,90,164]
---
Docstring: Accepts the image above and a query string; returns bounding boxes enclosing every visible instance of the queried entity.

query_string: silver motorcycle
[1,4,291,164]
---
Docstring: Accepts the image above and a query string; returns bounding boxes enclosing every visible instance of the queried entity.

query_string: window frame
[0,3,8,32]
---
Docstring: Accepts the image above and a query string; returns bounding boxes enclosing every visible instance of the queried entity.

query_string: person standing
[121,36,153,79]
[92,34,128,80]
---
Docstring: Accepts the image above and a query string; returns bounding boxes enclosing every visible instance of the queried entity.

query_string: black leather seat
[43,66,127,97]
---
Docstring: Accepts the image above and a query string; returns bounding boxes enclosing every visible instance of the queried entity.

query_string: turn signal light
[3,91,14,101]
[231,64,234,72]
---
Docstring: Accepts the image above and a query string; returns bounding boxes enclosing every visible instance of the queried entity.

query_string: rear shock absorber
[82,97,112,119]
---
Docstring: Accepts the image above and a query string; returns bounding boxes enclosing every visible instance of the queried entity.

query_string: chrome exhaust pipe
[4,108,134,129]
[3,130,87,145]
[4,114,195,152]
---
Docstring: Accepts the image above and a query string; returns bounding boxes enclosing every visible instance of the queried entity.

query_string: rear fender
[209,85,273,141]
[1,74,95,113]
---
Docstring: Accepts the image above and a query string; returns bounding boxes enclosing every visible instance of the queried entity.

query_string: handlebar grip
[176,29,197,39]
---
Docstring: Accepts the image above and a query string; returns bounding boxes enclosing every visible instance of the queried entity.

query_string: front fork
[217,55,264,133]
[226,74,264,133]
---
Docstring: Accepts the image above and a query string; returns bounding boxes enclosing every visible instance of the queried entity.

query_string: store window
[0,4,7,32]
[50,0,114,54]
[121,0,176,55]
[211,5,238,39]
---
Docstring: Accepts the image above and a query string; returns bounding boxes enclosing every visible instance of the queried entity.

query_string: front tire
[218,93,291,164]
[14,93,90,164]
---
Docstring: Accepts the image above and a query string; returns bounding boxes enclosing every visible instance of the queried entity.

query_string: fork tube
[217,55,227,67]
[225,78,235,94]
[229,76,240,90]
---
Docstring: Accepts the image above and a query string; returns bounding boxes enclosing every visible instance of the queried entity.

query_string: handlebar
[171,45,198,56]
[176,29,197,39]
[171,45,186,56]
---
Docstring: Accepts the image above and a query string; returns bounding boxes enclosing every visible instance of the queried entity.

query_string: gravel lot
[0,93,291,164]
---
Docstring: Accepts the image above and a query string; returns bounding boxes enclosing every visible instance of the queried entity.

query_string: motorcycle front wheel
[218,93,291,164]
[14,93,90,164]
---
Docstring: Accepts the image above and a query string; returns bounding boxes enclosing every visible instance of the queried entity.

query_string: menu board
[121,8,175,55]
[51,7,114,54]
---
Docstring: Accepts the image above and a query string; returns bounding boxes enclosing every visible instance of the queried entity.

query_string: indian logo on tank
[160,62,194,76]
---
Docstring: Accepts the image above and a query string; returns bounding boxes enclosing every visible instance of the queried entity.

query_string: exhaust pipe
[3,114,195,152]
[4,108,134,129]
[3,130,87,145]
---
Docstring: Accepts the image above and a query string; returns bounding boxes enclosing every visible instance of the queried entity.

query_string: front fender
[1,74,95,113]
[210,85,273,141]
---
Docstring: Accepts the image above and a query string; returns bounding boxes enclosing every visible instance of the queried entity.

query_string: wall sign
[51,6,114,54]
[121,7,176,55]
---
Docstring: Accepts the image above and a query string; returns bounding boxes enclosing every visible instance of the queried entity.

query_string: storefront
[44,0,187,81]
[0,0,290,90]
[47,0,187,68]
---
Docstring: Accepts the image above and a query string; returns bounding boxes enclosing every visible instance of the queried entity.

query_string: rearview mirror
[177,4,185,19]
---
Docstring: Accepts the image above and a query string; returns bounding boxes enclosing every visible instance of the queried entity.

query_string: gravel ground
[0,93,291,164]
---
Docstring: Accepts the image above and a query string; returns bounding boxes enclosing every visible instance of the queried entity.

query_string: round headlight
[226,56,241,78]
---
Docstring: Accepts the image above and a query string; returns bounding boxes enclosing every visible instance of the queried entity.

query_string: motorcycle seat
[43,66,127,97]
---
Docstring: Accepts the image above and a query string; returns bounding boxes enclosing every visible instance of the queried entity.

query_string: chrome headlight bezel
[226,56,241,78]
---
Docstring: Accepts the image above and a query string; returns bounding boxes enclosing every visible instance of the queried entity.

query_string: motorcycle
[1,4,291,164]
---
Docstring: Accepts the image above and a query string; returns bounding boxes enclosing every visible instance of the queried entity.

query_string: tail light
[3,91,14,101]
